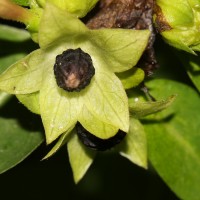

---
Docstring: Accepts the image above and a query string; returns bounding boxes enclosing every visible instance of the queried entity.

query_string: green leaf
[67,132,96,183]
[119,117,147,169]
[0,25,33,75]
[0,98,44,174]
[84,68,129,134]
[176,51,200,92]
[43,126,74,159]
[90,29,150,72]
[144,79,200,200]
[39,2,88,48]
[129,95,176,119]
[0,25,30,41]
[39,70,82,144]
[117,67,145,89]
[16,92,40,114]
[0,49,45,94]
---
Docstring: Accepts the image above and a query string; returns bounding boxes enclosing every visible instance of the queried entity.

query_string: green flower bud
[154,0,200,54]
[35,0,99,17]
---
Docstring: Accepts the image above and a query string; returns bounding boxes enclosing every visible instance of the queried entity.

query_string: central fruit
[54,48,95,92]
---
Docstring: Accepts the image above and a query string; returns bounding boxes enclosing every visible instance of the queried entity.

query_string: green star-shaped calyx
[0,3,150,144]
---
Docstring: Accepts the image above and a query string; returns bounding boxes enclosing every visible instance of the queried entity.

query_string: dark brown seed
[54,48,95,92]
[76,122,126,151]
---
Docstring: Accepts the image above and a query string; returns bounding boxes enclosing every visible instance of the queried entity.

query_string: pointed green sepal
[39,2,88,48]
[119,117,147,168]
[67,132,96,183]
[16,92,40,114]
[43,126,74,159]
[129,95,176,119]
[90,29,150,72]
[0,49,44,94]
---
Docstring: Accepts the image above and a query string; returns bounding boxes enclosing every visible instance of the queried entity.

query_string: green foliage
[0,25,44,174]
[176,51,200,92]
[0,98,44,173]
[144,79,200,200]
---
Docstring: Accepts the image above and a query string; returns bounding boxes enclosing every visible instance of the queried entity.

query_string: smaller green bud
[36,0,99,17]
[154,0,200,54]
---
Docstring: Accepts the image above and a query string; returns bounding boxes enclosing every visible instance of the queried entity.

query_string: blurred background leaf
[0,24,38,73]
[176,51,200,92]
[0,97,44,173]
[144,79,200,200]
[0,24,43,174]
[0,24,30,41]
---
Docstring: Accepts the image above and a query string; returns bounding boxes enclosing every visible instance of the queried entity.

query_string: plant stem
[0,0,31,24]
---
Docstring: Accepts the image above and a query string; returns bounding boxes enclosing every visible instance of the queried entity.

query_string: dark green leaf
[0,98,44,174]
[144,79,200,200]
[176,52,200,92]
